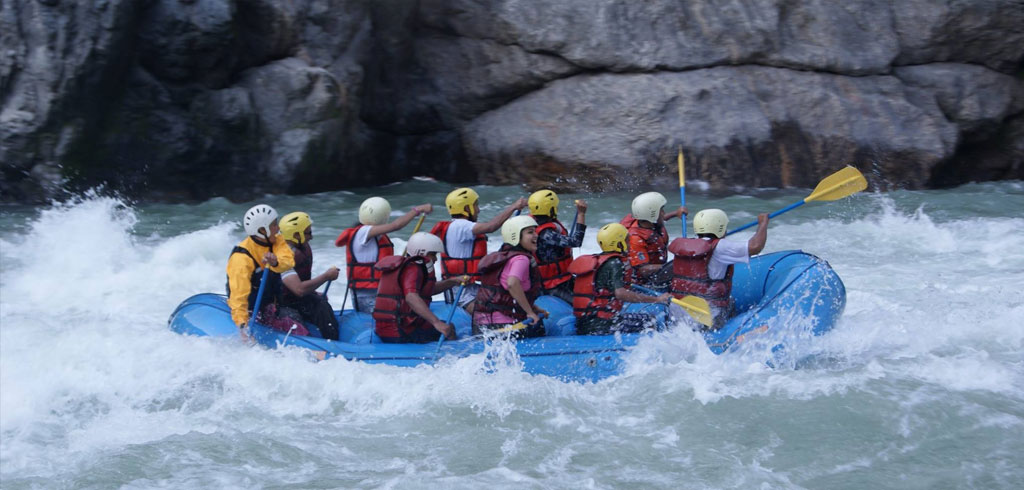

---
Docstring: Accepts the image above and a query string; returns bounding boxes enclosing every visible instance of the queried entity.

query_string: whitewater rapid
[1,183,1022,488]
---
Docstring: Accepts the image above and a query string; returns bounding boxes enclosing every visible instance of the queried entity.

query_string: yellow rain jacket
[226,234,295,326]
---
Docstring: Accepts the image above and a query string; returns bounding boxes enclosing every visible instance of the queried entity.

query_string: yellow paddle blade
[671,296,713,327]
[677,147,685,187]
[805,166,868,202]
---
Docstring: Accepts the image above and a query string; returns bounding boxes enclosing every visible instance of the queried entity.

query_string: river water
[1,180,1022,489]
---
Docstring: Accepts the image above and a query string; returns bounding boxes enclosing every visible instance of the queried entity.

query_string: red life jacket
[667,237,733,308]
[474,249,541,322]
[534,220,574,290]
[283,242,313,303]
[430,220,488,280]
[372,255,436,341]
[568,253,627,320]
[621,214,669,265]
[335,225,394,291]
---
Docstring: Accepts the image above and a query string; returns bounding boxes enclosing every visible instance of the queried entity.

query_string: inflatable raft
[168,250,845,382]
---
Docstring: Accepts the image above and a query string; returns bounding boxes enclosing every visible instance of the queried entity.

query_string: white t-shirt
[350,225,381,263]
[706,238,749,279]
[444,218,478,258]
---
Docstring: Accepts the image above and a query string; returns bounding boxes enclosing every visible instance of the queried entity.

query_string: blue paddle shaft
[323,280,332,296]
[680,186,686,237]
[435,283,467,358]
[569,209,579,238]
[248,268,270,330]
[725,200,806,236]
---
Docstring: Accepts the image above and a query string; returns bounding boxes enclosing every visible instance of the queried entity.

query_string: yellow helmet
[280,212,313,244]
[693,208,729,238]
[597,223,628,253]
[445,187,479,217]
[528,189,559,218]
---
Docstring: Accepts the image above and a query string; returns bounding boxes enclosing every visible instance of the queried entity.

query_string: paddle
[631,284,712,327]
[569,205,580,241]
[247,268,270,332]
[678,147,686,237]
[485,313,546,336]
[726,166,868,236]
[402,213,428,257]
[434,279,468,359]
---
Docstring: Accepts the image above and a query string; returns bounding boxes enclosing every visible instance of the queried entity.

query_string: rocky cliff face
[2,0,1022,203]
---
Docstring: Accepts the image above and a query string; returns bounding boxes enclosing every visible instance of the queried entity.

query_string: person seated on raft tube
[620,191,687,288]
[335,197,433,314]
[430,188,528,312]
[569,223,673,335]
[278,211,341,341]
[372,233,469,343]
[472,216,549,338]
[226,204,296,341]
[527,189,586,305]
[668,209,769,330]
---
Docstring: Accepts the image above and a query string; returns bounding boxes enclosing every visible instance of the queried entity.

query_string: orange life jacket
[667,237,733,308]
[430,220,488,280]
[568,253,627,320]
[335,225,394,291]
[372,255,436,341]
[534,220,574,290]
[621,214,669,265]
[474,249,541,322]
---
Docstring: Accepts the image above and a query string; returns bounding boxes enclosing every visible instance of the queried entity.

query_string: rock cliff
[2,0,1022,202]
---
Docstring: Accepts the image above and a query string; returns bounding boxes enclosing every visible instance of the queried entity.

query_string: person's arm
[505,276,540,324]
[614,288,671,304]
[404,292,454,339]
[538,227,582,249]
[747,213,769,256]
[663,206,688,221]
[227,255,255,328]
[471,197,528,235]
[367,204,432,238]
[283,266,340,297]
[266,236,294,272]
[431,275,470,295]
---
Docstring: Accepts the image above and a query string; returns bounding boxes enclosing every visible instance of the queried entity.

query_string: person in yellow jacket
[226,204,296,340]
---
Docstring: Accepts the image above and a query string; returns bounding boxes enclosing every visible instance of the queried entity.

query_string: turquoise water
[1,180,1022,489]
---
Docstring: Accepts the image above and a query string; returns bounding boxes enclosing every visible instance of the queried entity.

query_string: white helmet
[406,232,444,257]
[358,197,391,225]
[501,215,538,246]
[693,208,729,238]
[243,204,278,238]
[631,192,667,223]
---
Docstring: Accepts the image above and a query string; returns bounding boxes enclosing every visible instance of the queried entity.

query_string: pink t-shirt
[474,255,531,325]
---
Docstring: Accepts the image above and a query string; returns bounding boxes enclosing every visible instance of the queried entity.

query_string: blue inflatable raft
[168,250,846,382]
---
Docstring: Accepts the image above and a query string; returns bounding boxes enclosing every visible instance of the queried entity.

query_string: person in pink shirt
[472,216,547,337]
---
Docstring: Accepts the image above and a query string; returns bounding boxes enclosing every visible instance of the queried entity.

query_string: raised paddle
[678,147,687,237]
[631,284,713,327]
[434,279,468,359]
[726,166,868,236]
[401,213,428,257]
